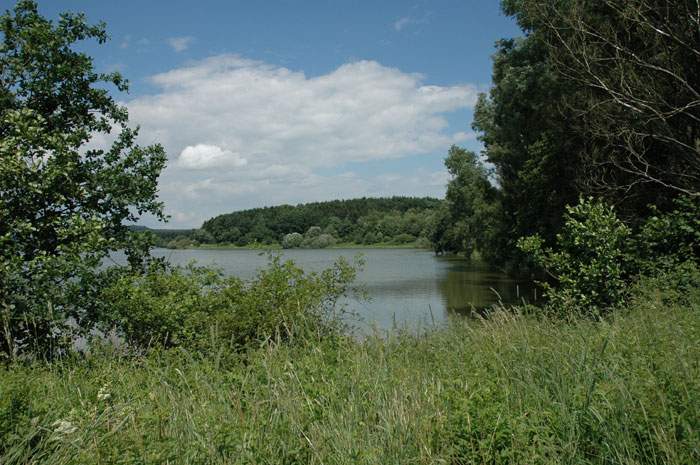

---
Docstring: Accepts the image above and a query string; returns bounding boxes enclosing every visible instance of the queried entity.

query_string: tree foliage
[470,0,699,268]
[0,1,166,358]
[431,146,501,259]
[472,29,583,265]
[198,197,440,247]
[518,198,631,316]
[519,0,700,201]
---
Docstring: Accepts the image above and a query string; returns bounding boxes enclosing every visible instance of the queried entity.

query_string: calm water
[118,248,535,332]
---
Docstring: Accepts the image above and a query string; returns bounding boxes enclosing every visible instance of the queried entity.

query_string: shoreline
[160,241,433,251]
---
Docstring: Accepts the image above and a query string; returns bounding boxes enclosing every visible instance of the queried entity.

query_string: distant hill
[148,196,441,248]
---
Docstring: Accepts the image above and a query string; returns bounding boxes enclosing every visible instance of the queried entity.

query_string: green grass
[2,293,699,464]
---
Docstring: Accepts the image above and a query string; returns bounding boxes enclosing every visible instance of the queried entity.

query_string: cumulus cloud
[130,55,476,166]
[126,55,477,227]
[167,36,193,52]
[178,144,247,169]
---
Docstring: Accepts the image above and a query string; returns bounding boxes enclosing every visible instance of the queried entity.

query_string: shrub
[633,196,700,273]
[392,233,416,244]
[98,256,359,351]
[304,226,322,239]
[628,260,700,309]
[303,233,336,249]
[518,197,631,317]
[281,232,303,249]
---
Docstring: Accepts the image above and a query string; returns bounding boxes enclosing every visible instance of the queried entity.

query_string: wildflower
[52,419,77,435]
[97,384,111,401]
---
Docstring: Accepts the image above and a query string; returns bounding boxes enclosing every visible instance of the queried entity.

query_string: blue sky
[37,1,521,228]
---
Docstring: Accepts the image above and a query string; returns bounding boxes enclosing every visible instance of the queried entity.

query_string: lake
[122,248,535,333]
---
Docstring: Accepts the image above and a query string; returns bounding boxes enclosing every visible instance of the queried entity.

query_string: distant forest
[151,197,442,249]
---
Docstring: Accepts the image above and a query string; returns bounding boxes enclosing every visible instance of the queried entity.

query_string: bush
[392,233,416,244]
[281,232,303,249]
[303,233,336,249]
[628,260,700,309]
[98,256,359,351]
[518,197,631,317]
[633,196,700,273]
[166,237,194,249]
[304,226,322,239]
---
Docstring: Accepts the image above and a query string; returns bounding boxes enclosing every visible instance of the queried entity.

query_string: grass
[2,291,699,464]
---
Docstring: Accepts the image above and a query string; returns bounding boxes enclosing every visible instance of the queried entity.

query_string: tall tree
[431,146,501,260]
[0,1,167,357]
[506,0,699,214]
[472,15,584,265]
[539,0,697,199]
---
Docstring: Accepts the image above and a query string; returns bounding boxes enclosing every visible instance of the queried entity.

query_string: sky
[36,1,522,228]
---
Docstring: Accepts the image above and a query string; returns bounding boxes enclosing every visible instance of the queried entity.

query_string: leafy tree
[518,0,700,202]
[281,232,303,249]
[432,146,501,259]
[0,1,166,358]
[305,226,322,239]
[473,23,583,265]
[200,197,440,247]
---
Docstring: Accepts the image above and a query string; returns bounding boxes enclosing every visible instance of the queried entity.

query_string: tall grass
[2,289,699,464]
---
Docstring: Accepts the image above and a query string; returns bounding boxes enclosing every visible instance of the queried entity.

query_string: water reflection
[437,257,536,315]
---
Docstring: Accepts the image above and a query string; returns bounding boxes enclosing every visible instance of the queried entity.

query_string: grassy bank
[2,288,699,464]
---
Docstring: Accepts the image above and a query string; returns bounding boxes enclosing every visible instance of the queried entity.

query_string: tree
[431,146,501,259]
[511,0,699,209]
[472,22,584,265]
[0,1,166,358]
[281,232,303,249]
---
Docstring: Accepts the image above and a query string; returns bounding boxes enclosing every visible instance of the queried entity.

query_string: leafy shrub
[98,257,359,351]
[281,232,304,249]
[518,197,631,316]
[392,233,416,244]
[166,236,194,249]
[362,232,380,244]
[628,260,700,309]
[305,226,322,239]
[303,233,336,249]
[633,196,700,273]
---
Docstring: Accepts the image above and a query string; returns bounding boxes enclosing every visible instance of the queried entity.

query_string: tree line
[156,197,441,248]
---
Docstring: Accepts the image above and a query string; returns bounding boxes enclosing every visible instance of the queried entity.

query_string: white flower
[97,385,111,401]
[52,419,77,435]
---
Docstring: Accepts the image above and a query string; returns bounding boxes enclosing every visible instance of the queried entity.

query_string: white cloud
[125,54,478,227]
[178,144,247,169]
[167,36,193,52]
[394,16,413,31]
[130,55,476,167]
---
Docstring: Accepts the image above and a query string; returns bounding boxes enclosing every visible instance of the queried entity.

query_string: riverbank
[2,285,698,464]
[166,241,432,251]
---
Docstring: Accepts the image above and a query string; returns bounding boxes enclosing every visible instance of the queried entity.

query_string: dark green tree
[0,1,167,358]
[472,16,584,265]
[518,0,700,205]
[431,146,500,259]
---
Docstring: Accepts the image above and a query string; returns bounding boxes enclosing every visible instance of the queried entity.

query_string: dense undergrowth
[2,270,699,465]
